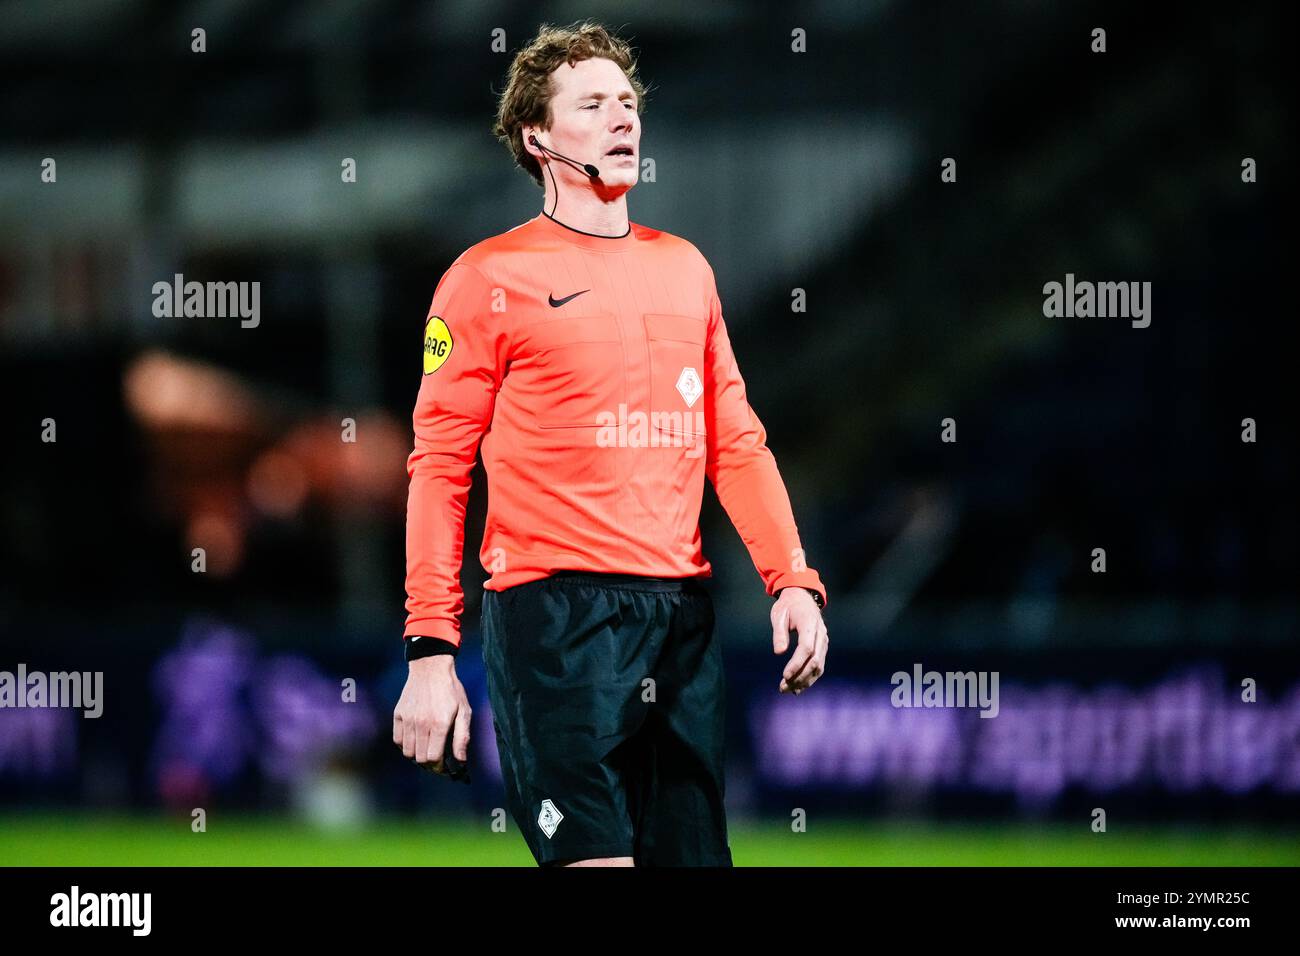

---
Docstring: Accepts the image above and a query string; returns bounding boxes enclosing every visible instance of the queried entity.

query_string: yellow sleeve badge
[423,316,453,374]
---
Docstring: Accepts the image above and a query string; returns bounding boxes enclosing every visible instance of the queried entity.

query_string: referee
[393,20,829,867]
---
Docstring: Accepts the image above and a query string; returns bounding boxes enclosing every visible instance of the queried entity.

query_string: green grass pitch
[2,816,1296,866]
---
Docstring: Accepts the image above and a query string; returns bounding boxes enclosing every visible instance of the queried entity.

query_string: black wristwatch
[779,587,825,610]
[405,635,460,662]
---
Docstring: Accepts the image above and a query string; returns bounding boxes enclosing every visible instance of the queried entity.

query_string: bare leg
[560,856,635,867]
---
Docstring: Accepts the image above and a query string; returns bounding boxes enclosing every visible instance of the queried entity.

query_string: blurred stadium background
[0,0,1296,865]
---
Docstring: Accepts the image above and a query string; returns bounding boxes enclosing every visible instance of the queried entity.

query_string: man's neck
[542,189,630,237]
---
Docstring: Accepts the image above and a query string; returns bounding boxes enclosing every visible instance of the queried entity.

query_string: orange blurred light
[247,449,309,518]
[186,511,245,577]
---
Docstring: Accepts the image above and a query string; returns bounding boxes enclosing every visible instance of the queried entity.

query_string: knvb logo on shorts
[0,664,103,718]
[537,798,563,838]
[152,273,260,328]
[594,403,707,458]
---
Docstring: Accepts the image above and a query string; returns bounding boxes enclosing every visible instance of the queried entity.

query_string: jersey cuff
[771,572,827,610]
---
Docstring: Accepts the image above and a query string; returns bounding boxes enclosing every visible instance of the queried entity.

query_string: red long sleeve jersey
[403,211,827,646]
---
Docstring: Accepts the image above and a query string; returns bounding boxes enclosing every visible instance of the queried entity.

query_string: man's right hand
[393,655,472,777]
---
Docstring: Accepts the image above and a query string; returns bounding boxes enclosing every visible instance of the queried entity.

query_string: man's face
[533,56,640,194]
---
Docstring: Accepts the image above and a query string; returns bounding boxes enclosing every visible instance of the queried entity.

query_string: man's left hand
[772,588,828,695]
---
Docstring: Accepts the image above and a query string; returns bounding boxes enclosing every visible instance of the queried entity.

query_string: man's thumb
[772,606,790,655]
[452,702,473,762]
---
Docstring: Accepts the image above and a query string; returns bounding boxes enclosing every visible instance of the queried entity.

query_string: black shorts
[481,570,733,867]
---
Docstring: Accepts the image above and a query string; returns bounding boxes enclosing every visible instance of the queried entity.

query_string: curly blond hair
[492,20,648,188]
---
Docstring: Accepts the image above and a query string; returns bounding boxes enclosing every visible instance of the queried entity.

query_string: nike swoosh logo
[548,289,590,308]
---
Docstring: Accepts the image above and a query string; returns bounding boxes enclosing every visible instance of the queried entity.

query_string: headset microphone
[529,134,602,219]
[528,134,601,178]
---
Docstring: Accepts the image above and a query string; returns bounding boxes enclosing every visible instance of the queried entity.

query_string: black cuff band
[779,587,825,609]
[405,636,460,661]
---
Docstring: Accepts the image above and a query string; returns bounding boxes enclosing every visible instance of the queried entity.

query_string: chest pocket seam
[643,313,707,437]
[643,313,706,346]
[528,315,624,428]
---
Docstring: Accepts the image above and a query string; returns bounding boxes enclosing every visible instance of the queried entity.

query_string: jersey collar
[535,211,637,252]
